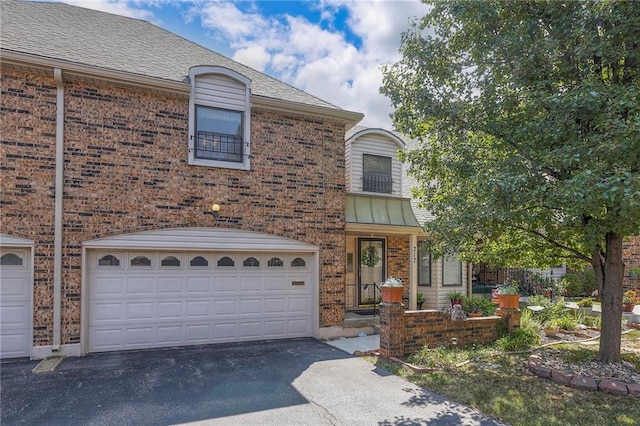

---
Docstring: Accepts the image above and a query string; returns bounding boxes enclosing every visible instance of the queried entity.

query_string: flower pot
[381,286,403,304]
[497,294,520,309]
[544,327,559,337]
[468,313,483,318]
[623,303,635,313]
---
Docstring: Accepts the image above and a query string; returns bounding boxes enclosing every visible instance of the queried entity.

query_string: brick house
[0,1,472,360]
[0,1,366,359]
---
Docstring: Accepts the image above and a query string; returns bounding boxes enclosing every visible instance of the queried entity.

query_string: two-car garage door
[88,249,316,353]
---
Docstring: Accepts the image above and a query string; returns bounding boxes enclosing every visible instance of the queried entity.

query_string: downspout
[52,68,64,352]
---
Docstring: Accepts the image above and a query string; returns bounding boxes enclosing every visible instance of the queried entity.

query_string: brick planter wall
[379,303,522,358]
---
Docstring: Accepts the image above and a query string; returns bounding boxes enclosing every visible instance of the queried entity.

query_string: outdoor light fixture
[211,203,220,219]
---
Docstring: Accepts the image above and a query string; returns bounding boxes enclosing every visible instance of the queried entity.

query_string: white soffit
[0,233,34,247]
[82,228,319,252]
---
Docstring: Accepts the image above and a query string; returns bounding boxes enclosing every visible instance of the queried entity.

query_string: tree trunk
[596,232,624,363]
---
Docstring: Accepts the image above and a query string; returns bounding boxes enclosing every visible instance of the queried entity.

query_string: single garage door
[0,248,32,359]
[88,250,315,352]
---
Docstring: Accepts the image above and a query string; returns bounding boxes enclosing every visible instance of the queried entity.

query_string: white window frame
[188,66,252,170]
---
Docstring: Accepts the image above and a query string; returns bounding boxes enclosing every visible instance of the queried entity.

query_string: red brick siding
[387,236,410,297]
[1,68,347,346]
[624,236,640,289]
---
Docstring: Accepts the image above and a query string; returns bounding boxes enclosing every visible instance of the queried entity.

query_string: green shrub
[560,273,582,297]
[581,315,601,328]
[476,297,497,316]
[582,269,597,296]
[577,297,593,307]
[525,296,568,324]
[554,316,578,330]
[498,327,541,351]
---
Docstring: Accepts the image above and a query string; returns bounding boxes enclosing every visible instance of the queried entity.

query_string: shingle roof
[0,0,347,111]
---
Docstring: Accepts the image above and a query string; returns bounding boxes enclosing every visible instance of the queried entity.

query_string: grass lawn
[369,330,640,426]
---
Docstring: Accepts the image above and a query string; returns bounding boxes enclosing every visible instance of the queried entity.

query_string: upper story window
[188,66,251,170]
[363,154,392,193]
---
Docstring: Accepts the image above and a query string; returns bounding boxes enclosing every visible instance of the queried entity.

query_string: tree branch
[506,223,591,263]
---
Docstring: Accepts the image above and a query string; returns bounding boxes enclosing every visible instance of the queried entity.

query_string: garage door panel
[92,302,124,322]
[214,277,238,292]
[157,325,183,344]
[158,277,184,294]
[93,277,125,297]
[186,277,210,293]
[264,298,285,314]
[264,276,288,291]
[288,319,311,334]
[186,300,211,317]
[213,300,237,316]
[0,331,30,357]
[0,303,30,327]
[239,277,262,292]
[126,302,153,319]
[288,297,310,313]
[213,323,237,339]
[127,277,154,295]
[1,278,31,300]
[89,250,315,353]
[239,321,262,338]
[239,299,262,315]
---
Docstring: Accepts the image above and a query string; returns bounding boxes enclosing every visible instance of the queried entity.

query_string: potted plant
[496,281,520,309]
[623,290,636,312]
[476,296,497,316]
[447,290,464,308]
[416,292,425,309]
[629,267,640,280]
[577,297,593,316]
[381,277,404,303]
[543,320,560,337]
[461,296,482,317]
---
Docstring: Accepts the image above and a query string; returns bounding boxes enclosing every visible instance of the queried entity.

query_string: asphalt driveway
[1,338,503,425]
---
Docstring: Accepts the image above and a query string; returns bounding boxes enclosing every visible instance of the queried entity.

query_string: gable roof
[0,0,363,125]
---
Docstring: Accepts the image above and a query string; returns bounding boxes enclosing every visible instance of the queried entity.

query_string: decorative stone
[627,383,640,397]
[570,375,598,392]
[529,364,552,379]
[551,370,573,386]
[599,379,629,396]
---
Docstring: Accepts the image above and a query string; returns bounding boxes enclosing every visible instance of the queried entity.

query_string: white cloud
[233,45,271,71]
[57,0,155,20]
[58,0,431,130]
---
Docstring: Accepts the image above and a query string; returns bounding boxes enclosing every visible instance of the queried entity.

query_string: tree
[381,0,640,363]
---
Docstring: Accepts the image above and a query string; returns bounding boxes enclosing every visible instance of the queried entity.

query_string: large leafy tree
[381,0,640,362]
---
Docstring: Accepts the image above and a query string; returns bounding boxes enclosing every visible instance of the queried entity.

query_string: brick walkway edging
[527,354,640,397]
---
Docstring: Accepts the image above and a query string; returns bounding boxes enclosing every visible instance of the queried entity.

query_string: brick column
[379,302,405,358]
[496,308,522,332]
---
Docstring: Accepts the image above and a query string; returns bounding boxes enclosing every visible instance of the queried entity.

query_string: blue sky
[51,1,430,128]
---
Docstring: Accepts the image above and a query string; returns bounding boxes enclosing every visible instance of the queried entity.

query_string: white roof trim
[0,233,34,247]
[346,128,405,149]
[83,228,319,252]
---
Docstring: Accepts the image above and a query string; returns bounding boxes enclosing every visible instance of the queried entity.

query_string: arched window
[130,255,151,267]
[217,256,235,267]
[161,256,181,267]
[243,257,260,267]
[0,253,23,266]
[190,256,209,267]
[291,257,306,267]
[268,257,284,267]
[98,254,120,266]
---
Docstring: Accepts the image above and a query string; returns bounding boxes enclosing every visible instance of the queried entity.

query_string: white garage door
[88,250,315,352]
[0,248,32,359]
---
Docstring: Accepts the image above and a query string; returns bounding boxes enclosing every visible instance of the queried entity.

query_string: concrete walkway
[325,334,380,354]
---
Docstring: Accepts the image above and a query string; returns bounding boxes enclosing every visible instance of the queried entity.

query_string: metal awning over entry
[345,194,421,232]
